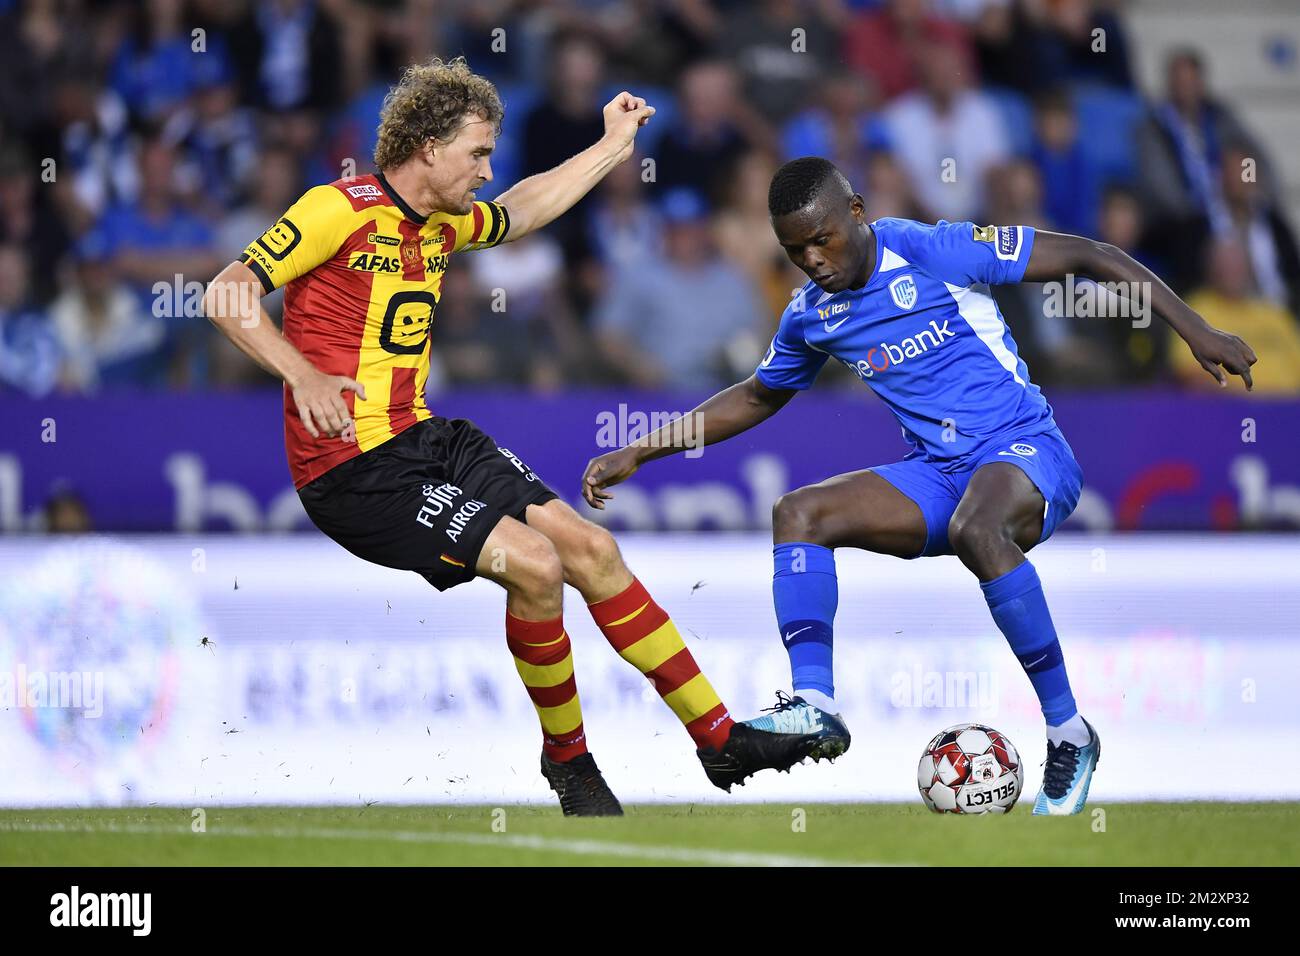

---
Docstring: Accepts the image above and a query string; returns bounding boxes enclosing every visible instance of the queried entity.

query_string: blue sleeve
[754,300,826,391]
[889,219,1036,287]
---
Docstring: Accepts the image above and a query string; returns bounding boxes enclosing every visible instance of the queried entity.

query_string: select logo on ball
[917,723,1024,814]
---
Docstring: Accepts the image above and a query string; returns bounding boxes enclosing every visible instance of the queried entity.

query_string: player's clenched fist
[601,91,655,163]
[581,446,642,509]
[290,368,366,439]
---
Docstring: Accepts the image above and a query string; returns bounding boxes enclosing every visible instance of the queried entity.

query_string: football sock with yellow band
[588,578,733,752]
[505,611,588,762]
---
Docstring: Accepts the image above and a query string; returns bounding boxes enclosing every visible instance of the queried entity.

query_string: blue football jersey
[755,218,1056,466]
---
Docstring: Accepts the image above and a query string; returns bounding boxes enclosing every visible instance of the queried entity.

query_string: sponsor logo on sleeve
[995,226,1022,261]
[973,224,1023,261]
[255,218,301,260]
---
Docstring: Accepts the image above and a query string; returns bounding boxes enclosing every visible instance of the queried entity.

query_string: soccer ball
[916,723,1023,814]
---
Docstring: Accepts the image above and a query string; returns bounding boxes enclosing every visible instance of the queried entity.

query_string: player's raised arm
[492,92,654,242]
[581,375,795,509]
[1021,229,1258,390]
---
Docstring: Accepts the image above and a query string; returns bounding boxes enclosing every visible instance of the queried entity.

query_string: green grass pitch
[2,803,1297,866]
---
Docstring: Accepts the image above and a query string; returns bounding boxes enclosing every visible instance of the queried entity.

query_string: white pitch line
[0,820,907,867]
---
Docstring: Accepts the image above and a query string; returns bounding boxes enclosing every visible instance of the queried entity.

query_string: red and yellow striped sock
[506,611,587,762]
[588,578,734,752]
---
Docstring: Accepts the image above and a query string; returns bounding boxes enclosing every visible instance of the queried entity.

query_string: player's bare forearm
[204,260,366,437]
[1022,230,1258,388]
[637,375,794,464]
[495,92,654,241]
[1023,231,1198,336]
[203,261,316,386]
[581,375,794,509]
[494,140,622,239]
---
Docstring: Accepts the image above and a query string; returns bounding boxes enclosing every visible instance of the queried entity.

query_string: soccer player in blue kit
[581,157,1258,814]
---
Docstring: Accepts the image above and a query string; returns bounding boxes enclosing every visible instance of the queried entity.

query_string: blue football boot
[1032,717,1101,816]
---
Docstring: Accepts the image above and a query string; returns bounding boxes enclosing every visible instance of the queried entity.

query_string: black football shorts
[298,417,558,591]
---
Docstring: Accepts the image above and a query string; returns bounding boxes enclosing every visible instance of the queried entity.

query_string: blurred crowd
[2,0,1300,397]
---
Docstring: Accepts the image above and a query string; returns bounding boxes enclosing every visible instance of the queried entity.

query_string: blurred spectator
[983,157,1050,230]
[218,143,302,257]
[781,70,888,190]
[713,149,805,319]
[970,0,1065,96]
[521,30,608,268]
[844,0,974,102]
[49,230,166,392]
[718,0,836,122]
[110,0,218,123]
[585,150,664,281]
[53,75,136,225]
[0,245,60,396]
[0,0,90,159]
[1047,0,1133,89]
[42,485,92,533]
[983,159,1123,387]
[227,0,342,114]
[167,59,260,214]
[862,150,924,220]
[98,134,224,385]
[1177,241,1300,394]
[467,231,593,389]
[883,38,1010,221]
[596,188,763,390]
[1029,88,1097,237]
[653,60,764,201]
[443,1,529,86]
[1218,143,1300,317]
[522,31,606,179]
[1136,48,1274,288]
[216,142,301,322]
[427,267,528,389]
[1095,185,1168,381]
[99,135,223,290]
[1096,185,1148,260]
[0,146,71,304]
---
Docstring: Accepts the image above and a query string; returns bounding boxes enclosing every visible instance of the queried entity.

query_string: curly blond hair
[373,56,504,170]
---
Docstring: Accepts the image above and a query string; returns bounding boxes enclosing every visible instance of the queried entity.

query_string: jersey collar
[375,171,429,224]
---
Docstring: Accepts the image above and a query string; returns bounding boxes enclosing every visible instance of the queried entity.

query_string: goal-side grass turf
[1,803,1296,866]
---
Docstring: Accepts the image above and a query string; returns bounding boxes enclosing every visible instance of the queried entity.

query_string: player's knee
[772,487,825,543]
[507,536,565,600]
[947,511,1013,562]
[563,522,623,587]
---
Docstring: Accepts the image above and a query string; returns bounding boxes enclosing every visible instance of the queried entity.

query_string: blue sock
[773,542,838,700]
[980,560,1078,726]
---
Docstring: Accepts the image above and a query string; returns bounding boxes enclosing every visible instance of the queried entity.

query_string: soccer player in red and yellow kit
[204,57,819,814]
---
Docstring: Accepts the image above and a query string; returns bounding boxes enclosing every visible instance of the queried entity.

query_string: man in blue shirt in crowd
[581,156,1257,814]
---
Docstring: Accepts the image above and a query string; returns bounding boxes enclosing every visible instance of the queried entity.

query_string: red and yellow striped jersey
[240,172,509,488]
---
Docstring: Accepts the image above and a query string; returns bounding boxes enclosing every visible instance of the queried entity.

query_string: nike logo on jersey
[824,317,849,332]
